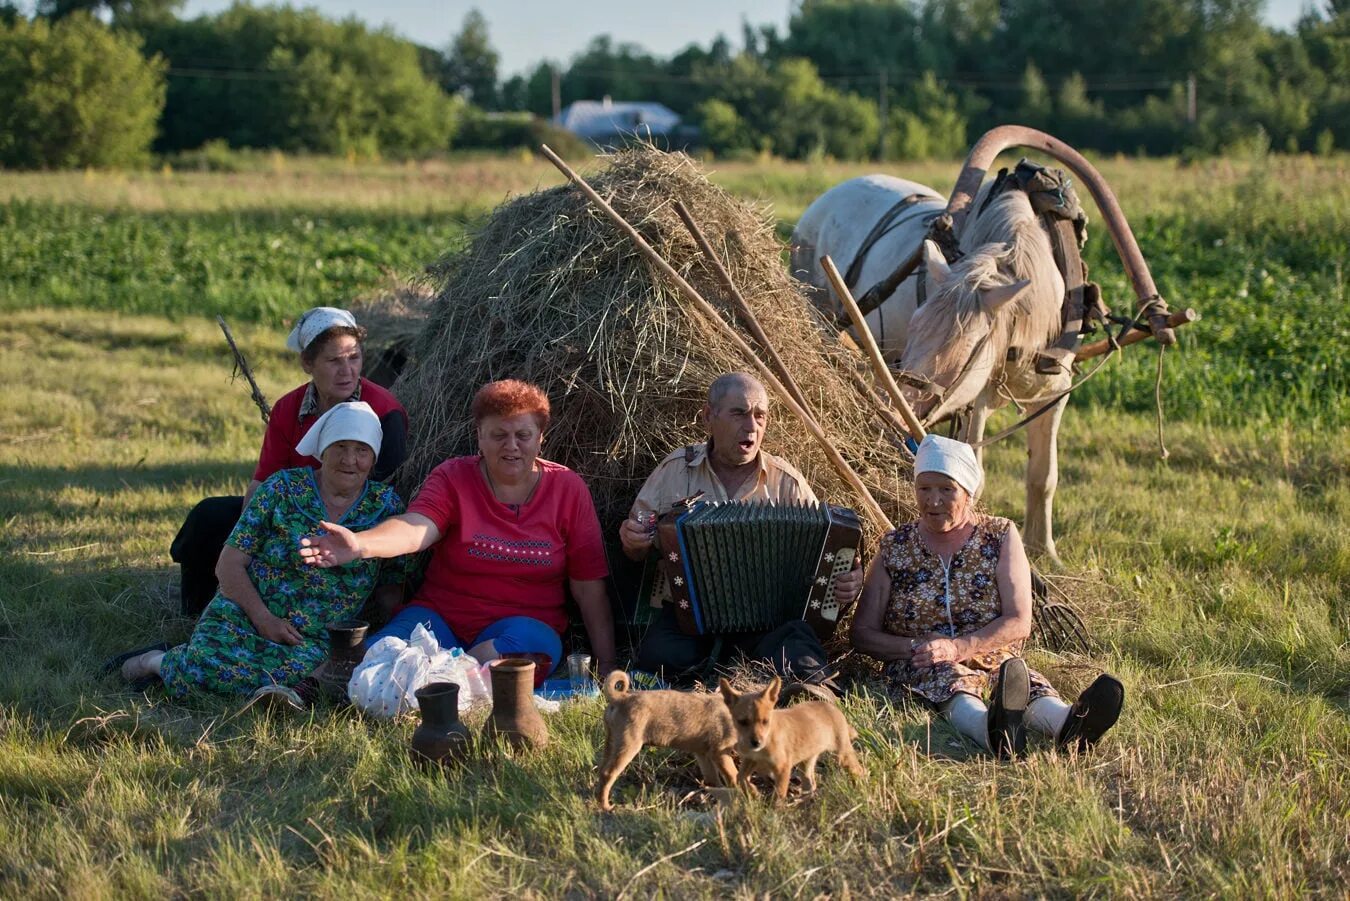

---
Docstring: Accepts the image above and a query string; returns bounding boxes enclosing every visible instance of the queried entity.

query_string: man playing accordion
[617,372,863,692]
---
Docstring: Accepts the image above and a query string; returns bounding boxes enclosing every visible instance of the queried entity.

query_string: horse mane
[909,186,1063,355]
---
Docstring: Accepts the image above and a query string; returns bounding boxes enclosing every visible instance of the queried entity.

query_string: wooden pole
[820,255,927,441]
[217,315,270,424]
[671,200,812,412]
[1076,308,1200,361]
[539,144,891,530]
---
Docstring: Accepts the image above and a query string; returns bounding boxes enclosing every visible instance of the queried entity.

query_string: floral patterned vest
[879,514,1013,640]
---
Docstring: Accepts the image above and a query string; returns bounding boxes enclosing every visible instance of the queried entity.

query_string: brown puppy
[595,671,739,811]
[720,676,865,801]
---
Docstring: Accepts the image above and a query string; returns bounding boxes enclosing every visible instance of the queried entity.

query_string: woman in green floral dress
[122,402,404,699]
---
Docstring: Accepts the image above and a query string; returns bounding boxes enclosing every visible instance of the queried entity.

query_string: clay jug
[320,618,369,701]
[410,681,473,768]
[482,659,549,750]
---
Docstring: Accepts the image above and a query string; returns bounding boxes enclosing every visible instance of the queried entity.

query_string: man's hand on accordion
[833,559,864,610]
[618,510,657,561]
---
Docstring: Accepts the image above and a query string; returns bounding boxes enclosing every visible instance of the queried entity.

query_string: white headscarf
[296,401,383,460]
[913,434,982,497]
[286,306,358,353]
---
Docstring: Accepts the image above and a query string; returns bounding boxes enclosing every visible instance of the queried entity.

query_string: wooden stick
[540,144,891,530]
[673,200,914,454]
[820,255,927,441]
[671,200,811,411]
[1076,308,1200,360]
[217,315,270,424]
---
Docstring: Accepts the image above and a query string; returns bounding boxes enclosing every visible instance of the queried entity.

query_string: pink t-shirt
[406,456,609,644]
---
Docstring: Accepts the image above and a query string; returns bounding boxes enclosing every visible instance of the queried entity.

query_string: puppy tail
[602,670,630,702]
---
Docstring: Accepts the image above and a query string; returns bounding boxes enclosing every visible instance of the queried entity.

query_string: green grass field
[1,152,1347,896]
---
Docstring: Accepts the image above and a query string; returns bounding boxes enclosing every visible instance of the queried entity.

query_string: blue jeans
[368,607,563,678]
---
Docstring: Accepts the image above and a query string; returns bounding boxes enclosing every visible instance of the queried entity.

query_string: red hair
[471,379,551,431]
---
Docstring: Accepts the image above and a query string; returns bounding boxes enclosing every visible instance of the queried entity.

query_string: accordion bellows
[657,500,862,639]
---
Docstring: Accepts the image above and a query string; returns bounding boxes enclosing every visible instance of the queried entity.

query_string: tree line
[1,0,1346,169]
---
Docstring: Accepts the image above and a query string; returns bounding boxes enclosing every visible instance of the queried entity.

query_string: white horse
[792,173,1072,561]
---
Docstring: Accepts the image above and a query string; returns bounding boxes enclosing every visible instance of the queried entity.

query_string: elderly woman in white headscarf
[122,403,407,702]
[170,306,410,617]
[850,435,1123,758]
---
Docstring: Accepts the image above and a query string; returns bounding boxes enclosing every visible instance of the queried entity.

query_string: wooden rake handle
[820,255,927,442]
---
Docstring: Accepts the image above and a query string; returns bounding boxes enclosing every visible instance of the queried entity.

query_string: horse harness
[845,160,1116,439]
[846,160,1110,367]
[839,191,943,349]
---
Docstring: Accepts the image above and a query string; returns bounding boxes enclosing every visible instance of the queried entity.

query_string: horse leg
[963,386,996,475]
[1024,394,1068,566]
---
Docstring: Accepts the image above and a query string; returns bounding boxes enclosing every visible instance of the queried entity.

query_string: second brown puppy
[721,676,865,800]
[596,671,739,811]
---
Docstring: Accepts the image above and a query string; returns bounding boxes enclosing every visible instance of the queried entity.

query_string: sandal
[1056,674,1124,752]
[987,657,1030,759]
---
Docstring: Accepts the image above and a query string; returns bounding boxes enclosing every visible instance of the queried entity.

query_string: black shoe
[1056,675,1124,752]
[987,657,1030,759]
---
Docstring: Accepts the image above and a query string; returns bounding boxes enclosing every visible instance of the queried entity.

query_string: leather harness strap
[1035,214,1088,375]
[841,193,939,291]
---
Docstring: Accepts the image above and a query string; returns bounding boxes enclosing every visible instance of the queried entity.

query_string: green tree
[138,5,455,156]
[0,13,166,168]
[561,36,666,106]
[694,98,753,155]
[37,0,181,27]
[1016,62,1051,128]
[886,71,966,159]
[779,0,927,81]
[500,61,557,117]
[442,8,498,107]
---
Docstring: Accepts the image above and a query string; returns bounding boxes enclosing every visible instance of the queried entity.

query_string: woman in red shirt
[171,307,408,615]
[299,379,616,683]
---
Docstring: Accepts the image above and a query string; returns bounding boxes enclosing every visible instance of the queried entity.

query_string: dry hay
[349,278,435,388]
[392,146,917,540]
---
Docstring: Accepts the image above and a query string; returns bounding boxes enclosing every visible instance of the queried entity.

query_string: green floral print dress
[160,468,404,698]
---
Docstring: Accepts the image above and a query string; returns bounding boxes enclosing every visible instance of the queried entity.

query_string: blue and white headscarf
[286,306,357,353]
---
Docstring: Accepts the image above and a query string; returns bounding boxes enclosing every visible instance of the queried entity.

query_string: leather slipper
[1056,674,1124,752]
[987,657,1030,759]
[101,642,169,678]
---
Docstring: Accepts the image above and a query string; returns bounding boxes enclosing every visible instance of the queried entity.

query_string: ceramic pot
[326,618,369,663]
[482,659,548,750]
[319,618,369,701]
[410,681,473,768]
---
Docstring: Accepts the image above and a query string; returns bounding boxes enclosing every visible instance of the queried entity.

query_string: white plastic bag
[347,624,488,719]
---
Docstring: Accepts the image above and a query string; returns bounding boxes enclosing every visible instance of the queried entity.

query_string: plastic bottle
[465,660,493,708]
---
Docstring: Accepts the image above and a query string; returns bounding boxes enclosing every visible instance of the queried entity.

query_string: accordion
[656,499,862,640]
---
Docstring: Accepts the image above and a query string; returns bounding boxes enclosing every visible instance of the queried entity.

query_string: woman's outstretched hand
[299,520,362,567]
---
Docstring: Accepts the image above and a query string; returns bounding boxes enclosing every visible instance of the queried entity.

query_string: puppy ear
[765,676,781,706]
[719,677,737,706]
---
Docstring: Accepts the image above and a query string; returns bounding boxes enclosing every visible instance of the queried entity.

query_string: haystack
[392,146,916,539]
[349,277,435,388]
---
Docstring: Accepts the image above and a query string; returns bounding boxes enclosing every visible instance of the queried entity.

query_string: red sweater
[252,378,407,481]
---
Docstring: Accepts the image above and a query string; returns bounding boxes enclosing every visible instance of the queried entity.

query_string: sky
[179,0,1319,78]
